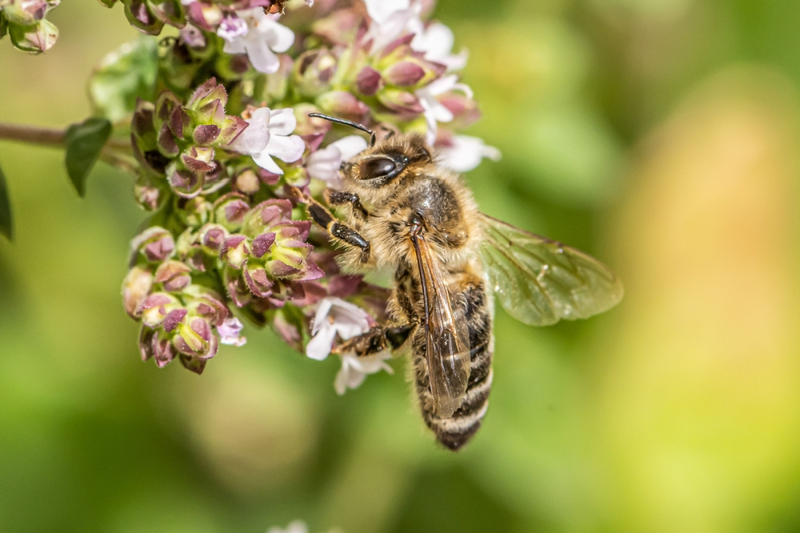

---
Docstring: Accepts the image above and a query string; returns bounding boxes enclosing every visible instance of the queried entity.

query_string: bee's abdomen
[413,281,493,451]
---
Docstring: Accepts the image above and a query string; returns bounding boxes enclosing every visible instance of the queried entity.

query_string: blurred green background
[3,0,800,531]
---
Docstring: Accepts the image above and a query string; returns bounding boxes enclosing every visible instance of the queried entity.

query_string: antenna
[308,113,376,147]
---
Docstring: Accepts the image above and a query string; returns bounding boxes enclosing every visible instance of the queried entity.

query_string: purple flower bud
[224,267,252,308]
[182,146,216,174]
[218,115,248,146]
[180,24,206,48]
[383,61,426,87]
[377,88,424,117]
[170,105,190,139]
[123,266,154,319]
[139,292,181,328]
[197,223,229,254]
[131,226,175,264]
[122,0,164,35]
[213,193,250,231]
[3,0,48,25]
[276,312,304,351]
[162,308,188,332]
[251,232,275,258]
[139,326,156,361]
[153,333,177,368]
[243,263,273,298]
[221,234,250,269]
[154,260,192,292]
[168,166,203,198]
[185,290,228,326]
[134,179,163,211]
[179,353,208,375]
[184,0,223,32]
[157,123,180,157]
[187,78,228,121]
[317,90,369,119]
[439,92,481,129]
[172,317,212,356]
[192,124,220,145]
[267,259,301,278]
[356,66,383,96]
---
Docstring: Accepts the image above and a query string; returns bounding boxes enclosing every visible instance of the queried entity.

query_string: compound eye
[361,157,396,179]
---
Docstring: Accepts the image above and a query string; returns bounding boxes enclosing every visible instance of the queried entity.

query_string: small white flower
[304,0,314,5]
[335,350,394,395]
[363,0,421,52]
[217,15,248,42]
[411,22,467,71]
[438,135,502,173]
[229,107,305,175]
[415,74,473,144]
[267,521,308,533]
[306,135,369,188]
[306,297,370,361]
[217,317,247,346]
[218,8,294,74]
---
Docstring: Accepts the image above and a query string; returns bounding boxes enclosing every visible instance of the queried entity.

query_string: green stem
[0,121,137,171]
[0,122,66,147]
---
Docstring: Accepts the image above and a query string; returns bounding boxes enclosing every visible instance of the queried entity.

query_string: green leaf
[0,163,13,241]
[89,37,158,122]
[64,118,112,197]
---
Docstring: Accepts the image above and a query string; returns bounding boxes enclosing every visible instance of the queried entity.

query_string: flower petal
[264,20,295,53]
[222,38,246,55]
[244,37,280,74]
[306,146,341,182]
[252,151,284,174]
[365,0,410,25]
[268,108,298,136]
[267,134,306,163]
[306,325,336,361]
[331,135,369,160]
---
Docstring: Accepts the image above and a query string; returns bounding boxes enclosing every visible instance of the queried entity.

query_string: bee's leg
[325,190,369,220]
[298,193,371,262]
[332,323,416,357]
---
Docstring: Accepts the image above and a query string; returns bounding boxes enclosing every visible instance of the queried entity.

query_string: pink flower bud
[123,266,154,319]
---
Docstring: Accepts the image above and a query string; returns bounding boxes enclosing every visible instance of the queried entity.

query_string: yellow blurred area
[3,0,800,532]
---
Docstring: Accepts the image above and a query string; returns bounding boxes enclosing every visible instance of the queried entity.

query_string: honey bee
[297,114,624,451]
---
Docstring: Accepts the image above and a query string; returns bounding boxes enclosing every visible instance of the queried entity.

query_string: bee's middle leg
[333,323,416,357]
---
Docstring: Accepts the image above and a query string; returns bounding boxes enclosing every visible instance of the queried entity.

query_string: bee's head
[308,113,433,190]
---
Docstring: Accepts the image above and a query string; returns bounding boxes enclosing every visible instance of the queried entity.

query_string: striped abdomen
[412,279,494,451]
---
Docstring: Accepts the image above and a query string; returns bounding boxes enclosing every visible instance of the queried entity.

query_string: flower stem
[0,122,66,147]
[0,121,137,172]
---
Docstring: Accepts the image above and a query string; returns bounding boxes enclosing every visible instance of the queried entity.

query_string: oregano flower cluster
[3,0,501,391]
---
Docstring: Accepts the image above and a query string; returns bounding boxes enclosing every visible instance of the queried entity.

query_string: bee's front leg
[332,323,416,357]
[326,190,369,220]
[290,187,371,262]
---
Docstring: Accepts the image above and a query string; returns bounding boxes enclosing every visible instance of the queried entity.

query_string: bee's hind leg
[333,323,415,357]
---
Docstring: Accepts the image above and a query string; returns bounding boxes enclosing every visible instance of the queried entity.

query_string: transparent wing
[479,213,623,326]
[411,232,471,419]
